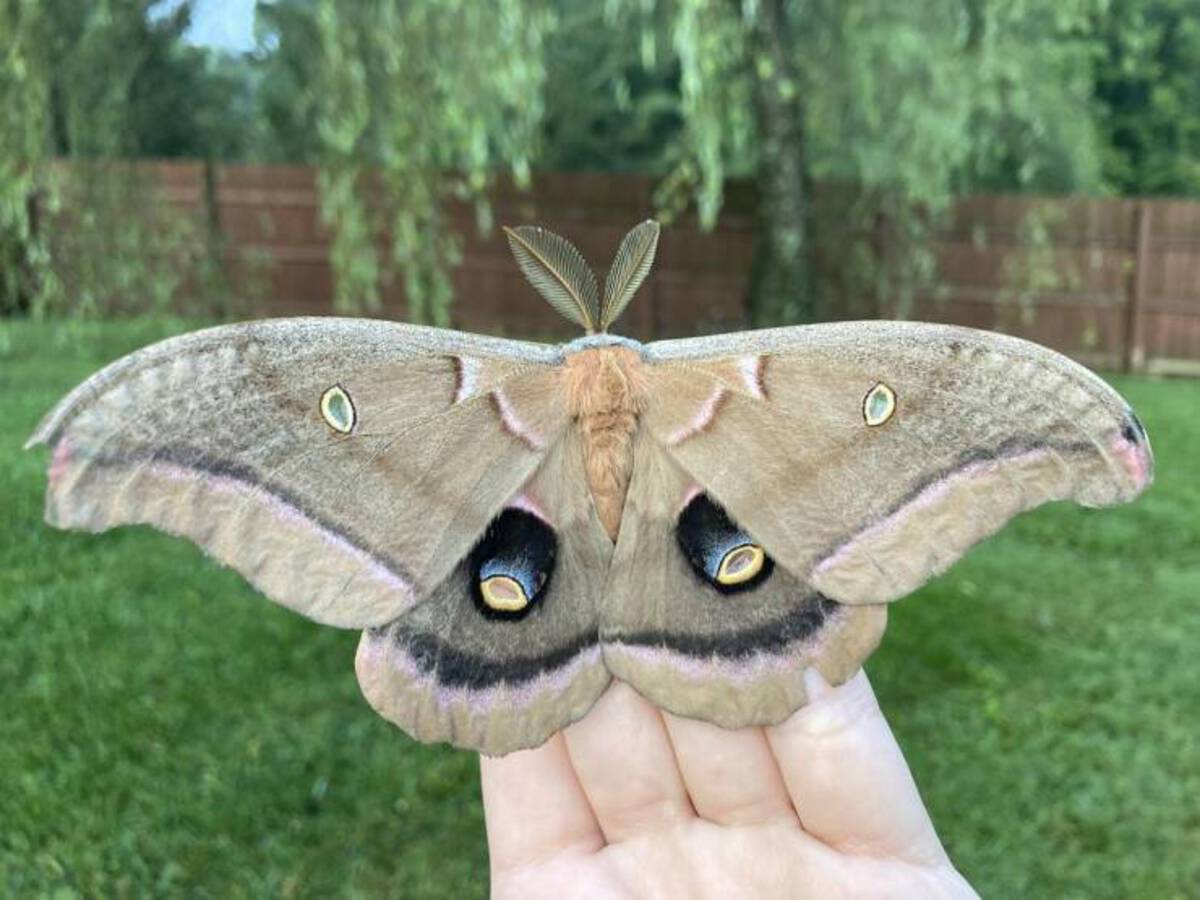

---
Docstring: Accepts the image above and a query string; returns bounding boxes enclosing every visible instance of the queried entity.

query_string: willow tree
[309,0,551,323]
[1092,0,1200,195]
[1,0,55,314]
[622,0,1105,323]
[1,0,255,317]
[289,0,1104,325]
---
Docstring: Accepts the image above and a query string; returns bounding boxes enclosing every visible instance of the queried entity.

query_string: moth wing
[29,318,568,628]
[601,322,1151,726]
[640,322,1152,607]
[601,429,886,726]
[357,426,612,754]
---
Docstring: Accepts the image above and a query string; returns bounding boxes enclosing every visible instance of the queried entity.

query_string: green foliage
[0,0,58,315]
[284,0,1116,324]
[0,0,257,318]
[606,0,1104,208]
[7,0,1200,325]
[252,0,323,163]
[1093,0,1200,194]
[594,0,1108,320]
[301,0,552,322]
[956,1,1105,194]
[47,161,231,318]
[537,1,683,173]
[3,320,1199,896]
[666,0,757,224]
[996,203,1083,327]
[41,0,256,161]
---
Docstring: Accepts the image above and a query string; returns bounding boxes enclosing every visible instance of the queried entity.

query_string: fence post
[201,158,230,318]
[1124,201,1150,373]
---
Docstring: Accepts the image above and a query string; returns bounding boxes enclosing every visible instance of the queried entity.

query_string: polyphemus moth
[28,220,1154,755]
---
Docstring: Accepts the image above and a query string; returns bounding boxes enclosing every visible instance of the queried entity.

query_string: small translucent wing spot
[320,385,356,433]
[479,575,529,613]
[716,544,765,586]
[863,382,896,426]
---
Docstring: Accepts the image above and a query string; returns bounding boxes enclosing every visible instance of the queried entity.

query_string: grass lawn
[2,318,1198,898]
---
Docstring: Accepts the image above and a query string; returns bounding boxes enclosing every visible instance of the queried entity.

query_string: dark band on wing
[377,593,839,689]
[73,442,417,589]
[374,625,600,690]
[815,433,1097,566]
[606,593,839,659]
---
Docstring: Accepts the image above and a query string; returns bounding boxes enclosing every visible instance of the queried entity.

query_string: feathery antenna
[503,226,601,332]
[504,220,661,333]
[601,220,659,331]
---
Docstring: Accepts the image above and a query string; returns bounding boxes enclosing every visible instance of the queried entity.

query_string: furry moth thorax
[29,217,1154,756]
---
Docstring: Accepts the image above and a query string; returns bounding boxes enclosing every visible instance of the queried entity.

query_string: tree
[537,1,683,174]
[292,0,552,323]
[608,0,1105,322]
[35,0,257,161]
[254,0,684,322]
[1092,0,1200,195]
[0,0,56,314]
[3,0,1122,324]
[0,0,249,316]
[252,0,323,163]
[252,0,1110,325]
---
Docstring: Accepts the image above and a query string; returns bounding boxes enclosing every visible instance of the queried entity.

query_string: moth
[28,220,1154,755]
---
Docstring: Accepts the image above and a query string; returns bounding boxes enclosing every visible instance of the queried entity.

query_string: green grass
[2,319,1198,898]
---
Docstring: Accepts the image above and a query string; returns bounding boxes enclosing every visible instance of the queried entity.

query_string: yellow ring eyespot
[320,385,356,433]
[716,544,766,586]
[863,382,896,426]
[479,575,529,612]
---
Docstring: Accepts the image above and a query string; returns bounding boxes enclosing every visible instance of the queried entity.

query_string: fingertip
[661,711,799,829]
[480,734,604,872]
[777,668,881,740]
[563,680,693,842]
[766,668,948,864]
[802,665,834,700]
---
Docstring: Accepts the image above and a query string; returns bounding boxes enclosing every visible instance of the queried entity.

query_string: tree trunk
[746,0,815,325]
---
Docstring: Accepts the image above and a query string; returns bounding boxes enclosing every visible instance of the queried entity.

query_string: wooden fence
[123,163,1200,373]
[916,195,1200,375]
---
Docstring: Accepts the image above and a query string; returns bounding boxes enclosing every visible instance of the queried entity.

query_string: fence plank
[1125,202,1151,373]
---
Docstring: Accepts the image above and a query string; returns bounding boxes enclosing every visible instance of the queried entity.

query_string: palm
[482,672,976,899]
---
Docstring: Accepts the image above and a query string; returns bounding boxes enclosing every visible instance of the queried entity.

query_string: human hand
[481,669,977,899]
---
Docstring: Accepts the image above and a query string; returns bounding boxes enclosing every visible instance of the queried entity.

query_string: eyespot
[320,385,356,433]
[479,575,528,612]
[716,544,766,586]
[470,508,557,619]
[676,493,773,594]
[863,382,896,426]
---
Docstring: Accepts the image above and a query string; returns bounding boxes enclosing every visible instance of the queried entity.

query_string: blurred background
[1,1,1198,897]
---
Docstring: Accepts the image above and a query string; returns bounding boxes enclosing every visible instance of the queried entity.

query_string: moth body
[563,343,649,540]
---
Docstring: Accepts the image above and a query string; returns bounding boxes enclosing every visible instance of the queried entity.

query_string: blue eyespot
[470,508,557,619]
[676,494,772,594]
